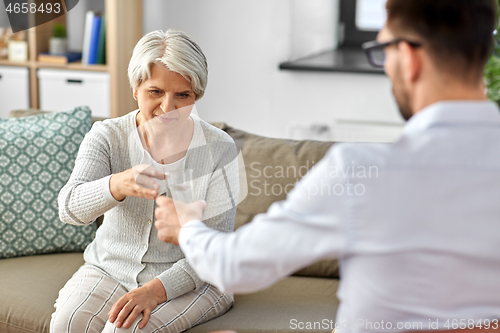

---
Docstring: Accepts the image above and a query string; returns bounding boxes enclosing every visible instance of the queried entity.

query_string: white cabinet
[0,66,30,118]
[38,69,111,118]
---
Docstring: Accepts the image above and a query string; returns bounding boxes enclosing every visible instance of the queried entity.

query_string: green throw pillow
[0,106,96,259]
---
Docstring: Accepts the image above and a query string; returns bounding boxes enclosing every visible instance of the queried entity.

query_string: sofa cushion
[0,252,85,333]
[292,259,340,279]
[0,107,95,258]
[0,252,338,333]
[186,276,339,333]
[211,123,339,279]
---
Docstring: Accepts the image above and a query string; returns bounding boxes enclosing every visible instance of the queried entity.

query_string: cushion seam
[0,318,43,333]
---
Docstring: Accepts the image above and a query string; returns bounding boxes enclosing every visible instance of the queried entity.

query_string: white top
[135,118,191,196]
[179,101,500,332]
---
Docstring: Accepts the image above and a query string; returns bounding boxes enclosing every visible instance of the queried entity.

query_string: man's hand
[155,196,206,245]
[108,278,167,329]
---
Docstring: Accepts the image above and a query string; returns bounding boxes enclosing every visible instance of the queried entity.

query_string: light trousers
[50,264,233,333]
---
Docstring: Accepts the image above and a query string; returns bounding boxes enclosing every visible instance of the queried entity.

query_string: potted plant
[49,23,67,55]
[484,0,500,105]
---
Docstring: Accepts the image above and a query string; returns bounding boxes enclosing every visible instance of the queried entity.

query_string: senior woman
[51,30,239,333]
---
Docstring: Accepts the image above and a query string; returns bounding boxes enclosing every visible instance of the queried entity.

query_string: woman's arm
[58,122,122,225]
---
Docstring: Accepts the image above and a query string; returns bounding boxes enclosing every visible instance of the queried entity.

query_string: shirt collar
[403,100,500,134]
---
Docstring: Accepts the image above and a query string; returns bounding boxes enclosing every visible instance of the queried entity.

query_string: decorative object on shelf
[7,29,27,62]
[484,0,500,104]
[0,27,10,59]
[38,51,82,64]
[49,23,68,55]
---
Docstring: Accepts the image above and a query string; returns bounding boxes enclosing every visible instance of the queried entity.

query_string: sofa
[0,109,340,333]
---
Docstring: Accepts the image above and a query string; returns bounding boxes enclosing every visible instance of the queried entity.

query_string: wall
[0,0,402,139]
[290,0,338,59]
[0,2,9,28]
[143,0,402,140]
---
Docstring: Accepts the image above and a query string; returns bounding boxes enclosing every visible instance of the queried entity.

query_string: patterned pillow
[0,106,96,258]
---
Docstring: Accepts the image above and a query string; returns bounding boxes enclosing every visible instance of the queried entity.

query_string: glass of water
[166,169,194,203]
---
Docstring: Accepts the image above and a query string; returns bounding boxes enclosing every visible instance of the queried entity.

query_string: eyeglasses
[362,39,422,69]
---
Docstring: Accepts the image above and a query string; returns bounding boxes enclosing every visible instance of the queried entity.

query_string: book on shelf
[82,11,94,64]
[97,14,106,65]
[82,11,106,65]
[88,15,102,65]
[37,52,82,64]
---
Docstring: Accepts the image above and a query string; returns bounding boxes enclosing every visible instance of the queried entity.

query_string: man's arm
[176,146,352,294]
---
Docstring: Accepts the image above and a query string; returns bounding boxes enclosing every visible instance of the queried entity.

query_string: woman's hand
[110,164,165,201]
[108,278,167,329]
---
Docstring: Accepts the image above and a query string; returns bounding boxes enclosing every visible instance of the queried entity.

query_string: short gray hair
[128,29,208,100]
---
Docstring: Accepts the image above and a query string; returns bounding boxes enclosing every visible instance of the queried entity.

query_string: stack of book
[82,11,106,65]
[38,52,82,64]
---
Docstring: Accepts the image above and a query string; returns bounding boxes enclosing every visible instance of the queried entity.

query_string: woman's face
[134,63,196,130]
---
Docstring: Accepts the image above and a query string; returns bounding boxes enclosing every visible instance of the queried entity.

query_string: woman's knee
[102,318,145,333]
[51,265,126,332]
[50,307,105,333]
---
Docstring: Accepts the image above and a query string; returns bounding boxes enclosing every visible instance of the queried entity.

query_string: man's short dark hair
[386,0,497,78]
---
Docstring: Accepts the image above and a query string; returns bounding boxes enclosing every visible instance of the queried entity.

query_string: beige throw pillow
[212,123,339,278]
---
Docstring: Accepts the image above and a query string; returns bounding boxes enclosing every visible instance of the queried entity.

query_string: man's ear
[133,89,138,101]
[400,41,422,84]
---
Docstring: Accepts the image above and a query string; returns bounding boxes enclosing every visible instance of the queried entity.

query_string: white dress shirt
[179,101,500,332]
